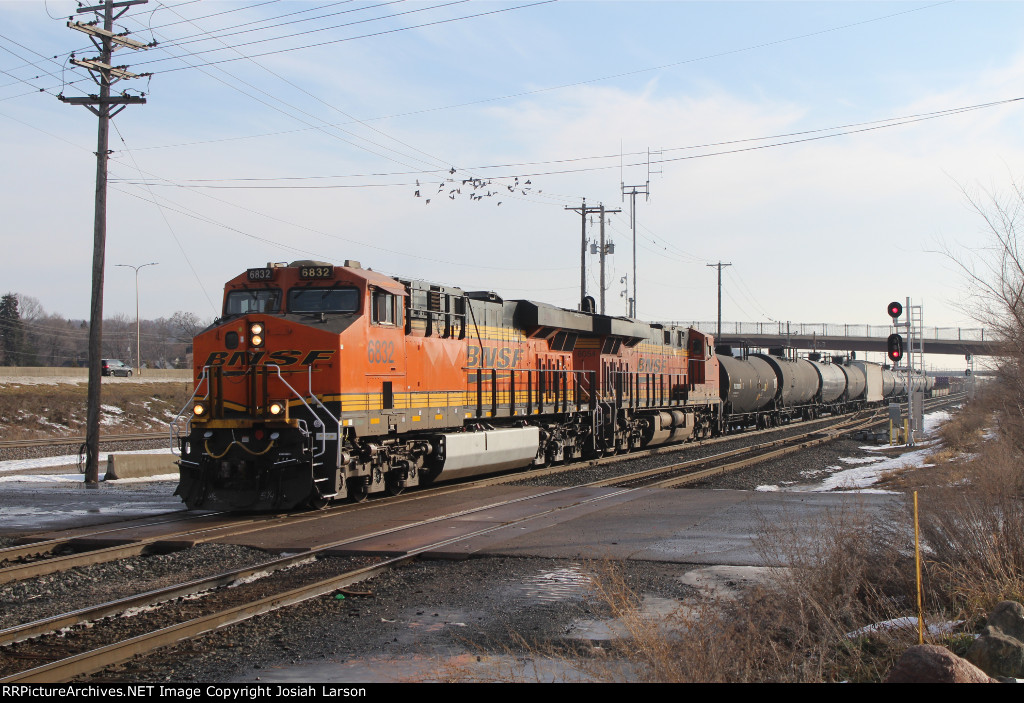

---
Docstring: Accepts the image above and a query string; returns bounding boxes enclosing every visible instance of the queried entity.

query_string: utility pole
[620,147,653,319]
[706,262,732,341]
[595,204,620,314]
[621,183,649,318]
[566,200,609,312]
[115,262,158,376]
[59,0,152,486]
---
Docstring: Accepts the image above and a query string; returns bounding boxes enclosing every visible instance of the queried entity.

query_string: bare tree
[169,310,206,341]
[947,179,1024,437]
[15,294,44,324]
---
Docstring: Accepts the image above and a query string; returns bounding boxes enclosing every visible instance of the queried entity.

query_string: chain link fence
[664,322,989,342]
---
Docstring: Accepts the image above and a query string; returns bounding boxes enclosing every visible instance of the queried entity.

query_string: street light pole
[116,262,158,376]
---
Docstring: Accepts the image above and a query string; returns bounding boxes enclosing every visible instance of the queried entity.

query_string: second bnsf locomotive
[173,260,720,510]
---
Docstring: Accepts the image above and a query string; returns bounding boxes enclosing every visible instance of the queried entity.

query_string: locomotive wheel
[615,435,629,455]
[386,480,405,497]
[306,489,329,510]
[348,479,369,503]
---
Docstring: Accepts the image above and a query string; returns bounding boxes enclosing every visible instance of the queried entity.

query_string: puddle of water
[567,595,684,641]
[516,564,593,603]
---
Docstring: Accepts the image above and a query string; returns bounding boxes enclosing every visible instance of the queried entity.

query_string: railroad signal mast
[887,298,924,445]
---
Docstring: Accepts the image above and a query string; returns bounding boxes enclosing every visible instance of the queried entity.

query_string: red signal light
[887,333,904,362]
[887,301,903,319]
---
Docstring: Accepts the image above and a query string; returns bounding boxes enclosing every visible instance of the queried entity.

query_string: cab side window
[372,290,399,326]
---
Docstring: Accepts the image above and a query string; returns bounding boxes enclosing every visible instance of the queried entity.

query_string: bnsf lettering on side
[466,346,522,369]
[204,350,336,366]
[637,357,668,373]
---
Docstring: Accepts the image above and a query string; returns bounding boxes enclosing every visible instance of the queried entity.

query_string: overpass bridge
[664,321,996,357]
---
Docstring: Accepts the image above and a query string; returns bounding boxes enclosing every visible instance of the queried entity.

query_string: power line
[110,180,575,272]
[110,121,218,315]
[118,1,556,75]
[110,96,1024,188]
[2,1,553,103]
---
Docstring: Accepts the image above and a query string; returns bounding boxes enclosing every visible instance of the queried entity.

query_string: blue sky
[3,0,1024,352]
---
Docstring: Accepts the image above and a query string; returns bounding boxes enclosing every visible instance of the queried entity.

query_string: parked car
[101,359,133,377]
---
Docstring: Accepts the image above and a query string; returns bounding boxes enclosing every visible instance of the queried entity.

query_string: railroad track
[1,397,960,585]
[0,432,165,450]
[0,396,963,682]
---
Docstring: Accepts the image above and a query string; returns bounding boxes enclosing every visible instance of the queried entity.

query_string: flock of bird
[413,169,536,205]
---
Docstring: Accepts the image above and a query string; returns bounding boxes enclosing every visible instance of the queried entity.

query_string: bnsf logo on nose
[204,350,336,366]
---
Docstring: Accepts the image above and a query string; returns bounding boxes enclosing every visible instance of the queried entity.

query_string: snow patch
[845,617,962,639]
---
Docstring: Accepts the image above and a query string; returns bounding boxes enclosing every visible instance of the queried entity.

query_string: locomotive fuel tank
[431,427,541,480]
[641,410,696,447]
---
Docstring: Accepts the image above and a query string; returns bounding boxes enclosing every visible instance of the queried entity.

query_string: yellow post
[904,419,910,446]
[914,490,924,645]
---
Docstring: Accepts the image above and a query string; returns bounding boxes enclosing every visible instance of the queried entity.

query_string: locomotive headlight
[193,402,206,416]
[249,322,265,347]
[268,402,284,416]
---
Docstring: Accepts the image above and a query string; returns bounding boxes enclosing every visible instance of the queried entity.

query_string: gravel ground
[689,434,898,491]
[82,556,696,683]
[0,543,275,631]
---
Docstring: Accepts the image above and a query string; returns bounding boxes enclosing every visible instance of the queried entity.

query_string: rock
[987,601,1024,642]
[885,644,998,683]
[966,626,1024,679]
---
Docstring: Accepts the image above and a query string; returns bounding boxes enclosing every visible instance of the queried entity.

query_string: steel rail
[0,514,287,586]
[0,432,165,449]
[0,512,206,564]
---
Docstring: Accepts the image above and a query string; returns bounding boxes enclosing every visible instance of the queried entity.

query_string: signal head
[887,301,903,319]
[887,333,904,363]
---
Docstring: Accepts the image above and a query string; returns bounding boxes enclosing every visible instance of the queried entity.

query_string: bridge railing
[666,322,989,342]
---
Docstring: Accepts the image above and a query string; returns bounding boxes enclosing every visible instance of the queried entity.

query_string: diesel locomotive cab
[174,261,366,511]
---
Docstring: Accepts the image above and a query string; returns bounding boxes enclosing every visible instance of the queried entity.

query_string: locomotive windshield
[288,287,360,313]
[225,288,281,315]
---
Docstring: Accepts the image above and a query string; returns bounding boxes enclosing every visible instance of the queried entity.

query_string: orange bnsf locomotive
[172,260,721,510]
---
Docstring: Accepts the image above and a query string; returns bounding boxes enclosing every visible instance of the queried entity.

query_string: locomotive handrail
[305,364,344,468]
[465,366,596,418]
[263,364,341,464]
[169,366,210,457]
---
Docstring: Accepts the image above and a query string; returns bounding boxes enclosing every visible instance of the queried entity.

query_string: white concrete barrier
[106,453,179,480]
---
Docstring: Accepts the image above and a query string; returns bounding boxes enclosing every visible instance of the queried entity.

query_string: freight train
[171,260,923,511]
